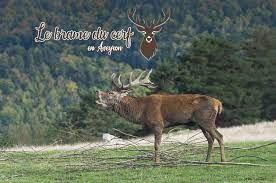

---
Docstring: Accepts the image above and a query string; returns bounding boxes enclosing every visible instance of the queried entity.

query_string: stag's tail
[217,100,223,115]
[214,99,223,127]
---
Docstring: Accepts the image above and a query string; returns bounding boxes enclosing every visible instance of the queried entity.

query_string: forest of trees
[0,0,275,146]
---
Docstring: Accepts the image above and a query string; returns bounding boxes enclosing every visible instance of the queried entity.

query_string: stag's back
[139,94,222,125]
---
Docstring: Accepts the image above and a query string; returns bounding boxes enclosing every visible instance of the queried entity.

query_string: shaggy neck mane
[113,96,142,123]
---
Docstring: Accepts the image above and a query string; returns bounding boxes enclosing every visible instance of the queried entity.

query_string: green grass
[0,142,275,183]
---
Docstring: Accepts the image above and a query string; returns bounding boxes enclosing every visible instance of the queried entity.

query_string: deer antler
[111,70,156,91]
[125,69,156,89]
[128,8,146,30]
[152,9,170,29]
[111,73,123,89]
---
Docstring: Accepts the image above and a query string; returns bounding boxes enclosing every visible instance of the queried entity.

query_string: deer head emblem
[128,9,170,60]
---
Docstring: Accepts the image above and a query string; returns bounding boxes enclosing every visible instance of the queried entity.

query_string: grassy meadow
[0,141,275,183]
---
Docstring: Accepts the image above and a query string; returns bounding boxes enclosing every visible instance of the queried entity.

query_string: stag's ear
[136,26,146,33]
[152,26,162,33]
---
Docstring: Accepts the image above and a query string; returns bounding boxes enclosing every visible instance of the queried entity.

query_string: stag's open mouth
[95,92,108,108]
[95,100,108,108]
[146,36,152,43]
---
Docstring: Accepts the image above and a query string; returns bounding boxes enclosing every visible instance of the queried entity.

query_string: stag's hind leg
[195,108,226,162]
[199,126,214,162]
[203,127,225,162]
[213,129,225,162]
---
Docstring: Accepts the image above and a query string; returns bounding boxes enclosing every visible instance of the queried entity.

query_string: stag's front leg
[153,125,163,164]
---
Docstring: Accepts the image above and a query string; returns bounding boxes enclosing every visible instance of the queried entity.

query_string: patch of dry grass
[3,121,275,152]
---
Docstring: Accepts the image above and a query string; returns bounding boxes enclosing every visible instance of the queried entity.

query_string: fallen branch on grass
[1,129,275,173]
[219,141,276,150]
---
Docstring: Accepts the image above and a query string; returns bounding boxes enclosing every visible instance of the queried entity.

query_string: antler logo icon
[128,9,170,60]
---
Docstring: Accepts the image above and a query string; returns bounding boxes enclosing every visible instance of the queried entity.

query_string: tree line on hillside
[0,0,275,146]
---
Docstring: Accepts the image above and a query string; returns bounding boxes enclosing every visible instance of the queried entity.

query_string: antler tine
[111,73,116,79]
[129,72,133,83]
[152,8,170,29]
[144,69,153,82]
[142,69,156,88]
[111,73,122,89]
[128,8,136,17]
[143,19,147,27]
[113,70,156,91]
[151,16,160,28]
[117,74,122,87]
[128,8,145,29]
[136,15,140,24]
[127,70,156,89]
[162,8,166,17]
[137,70,146,81]
[124,71,145,87]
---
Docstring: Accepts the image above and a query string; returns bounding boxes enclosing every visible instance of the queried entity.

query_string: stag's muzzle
[95,90,107,108]
[146,36,152,43]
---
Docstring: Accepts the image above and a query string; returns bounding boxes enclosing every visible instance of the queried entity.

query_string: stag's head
[96,70,156,108]
[128,9,170,60]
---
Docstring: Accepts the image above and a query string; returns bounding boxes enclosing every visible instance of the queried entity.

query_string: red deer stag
[96,70,225,164]
[128,9,170,60]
